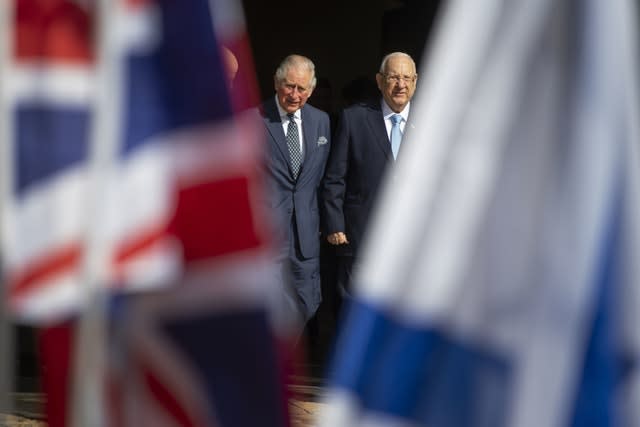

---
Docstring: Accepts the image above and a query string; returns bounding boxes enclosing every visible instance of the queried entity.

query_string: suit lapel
[300,106,318,179]
[262,99,290,163]
[366,104,393,161]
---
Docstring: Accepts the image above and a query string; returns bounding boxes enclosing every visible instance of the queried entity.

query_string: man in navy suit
[322,52,418,297]
[260,54,331,329]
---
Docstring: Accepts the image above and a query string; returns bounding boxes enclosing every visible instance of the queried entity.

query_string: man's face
[274,66,314,114]
[375,56,417,113]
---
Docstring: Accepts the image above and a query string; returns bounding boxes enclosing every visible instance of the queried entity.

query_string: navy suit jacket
[322,101,399,257]
[260,98,331,259]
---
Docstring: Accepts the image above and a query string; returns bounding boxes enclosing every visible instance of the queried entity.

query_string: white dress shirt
[381,100,410,141]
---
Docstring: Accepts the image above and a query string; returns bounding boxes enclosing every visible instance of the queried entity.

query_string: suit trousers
[335,255,355,297]
[275,214,322,336]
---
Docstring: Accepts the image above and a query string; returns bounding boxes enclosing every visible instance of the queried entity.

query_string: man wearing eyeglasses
[322,52,418,299]
[260,54,331,331]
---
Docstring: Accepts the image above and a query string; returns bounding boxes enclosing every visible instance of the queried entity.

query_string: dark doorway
[241,0,443,112]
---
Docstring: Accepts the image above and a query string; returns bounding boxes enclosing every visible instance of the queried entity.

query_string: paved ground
[2,393,326,427]
[1,402,325,427]
[289,373,327,426]
[1,393,44,427]
[290,399,326,427]
[0,414,45,427]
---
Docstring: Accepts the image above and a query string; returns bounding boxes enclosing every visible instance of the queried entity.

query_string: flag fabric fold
[321,0,640,426]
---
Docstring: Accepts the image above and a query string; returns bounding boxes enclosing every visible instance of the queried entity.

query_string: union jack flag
[2,0,288,425]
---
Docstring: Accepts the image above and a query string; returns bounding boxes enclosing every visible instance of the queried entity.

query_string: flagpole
[70,0,123,425]
[0,0,15,418]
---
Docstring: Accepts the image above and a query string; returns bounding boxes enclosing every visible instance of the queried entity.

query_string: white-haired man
[322,52,418,298]
[260,54,331,328]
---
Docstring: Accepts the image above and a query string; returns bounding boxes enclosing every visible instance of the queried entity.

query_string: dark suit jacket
[322,101,397,257]
[260,98,331,259]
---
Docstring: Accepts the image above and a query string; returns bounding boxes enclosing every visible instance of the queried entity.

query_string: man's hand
[327,232,349,245]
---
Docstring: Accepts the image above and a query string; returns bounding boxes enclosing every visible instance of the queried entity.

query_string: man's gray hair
[378,52,416,74]
[275,54,317,89]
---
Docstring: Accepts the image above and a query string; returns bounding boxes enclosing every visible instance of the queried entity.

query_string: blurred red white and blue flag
[1,0,288,426]
[321,0,640,426]
[4,0,267,319]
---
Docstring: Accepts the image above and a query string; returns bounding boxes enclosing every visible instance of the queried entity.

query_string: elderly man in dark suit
[260,54,331,328]
[322,52,418,297]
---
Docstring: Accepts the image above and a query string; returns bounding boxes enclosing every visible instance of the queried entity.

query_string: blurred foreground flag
[2,0,288,426]
[3,0,267,320]
[321,0,640,426]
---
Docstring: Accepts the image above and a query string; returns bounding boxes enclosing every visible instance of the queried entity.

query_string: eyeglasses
[382,74,417,84]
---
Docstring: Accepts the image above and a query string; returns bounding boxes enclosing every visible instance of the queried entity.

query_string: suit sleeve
[321,109,350,235]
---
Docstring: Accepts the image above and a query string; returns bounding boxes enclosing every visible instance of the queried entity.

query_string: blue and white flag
[321,0,640,426]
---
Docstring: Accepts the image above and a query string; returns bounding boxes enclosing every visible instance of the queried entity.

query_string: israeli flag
[321,0,640,426]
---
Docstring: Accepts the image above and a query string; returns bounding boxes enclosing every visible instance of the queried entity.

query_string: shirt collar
[275,95,301,120]
[381,99,410,122]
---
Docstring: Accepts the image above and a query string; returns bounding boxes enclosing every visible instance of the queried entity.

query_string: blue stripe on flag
[570,172,628,427]
[123,55,171,151]
[329,299,511,426]
[122,0,232,154]
[15,104,89,194]
[162,310,286,427]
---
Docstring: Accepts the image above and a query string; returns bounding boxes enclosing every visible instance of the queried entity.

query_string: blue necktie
[286,113,302,179]
[390,114,403,159]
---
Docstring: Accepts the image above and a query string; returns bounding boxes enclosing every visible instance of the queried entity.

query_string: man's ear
[375,73,384,91]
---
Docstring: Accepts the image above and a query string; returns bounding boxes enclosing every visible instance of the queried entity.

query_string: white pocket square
[317,136,328,146]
